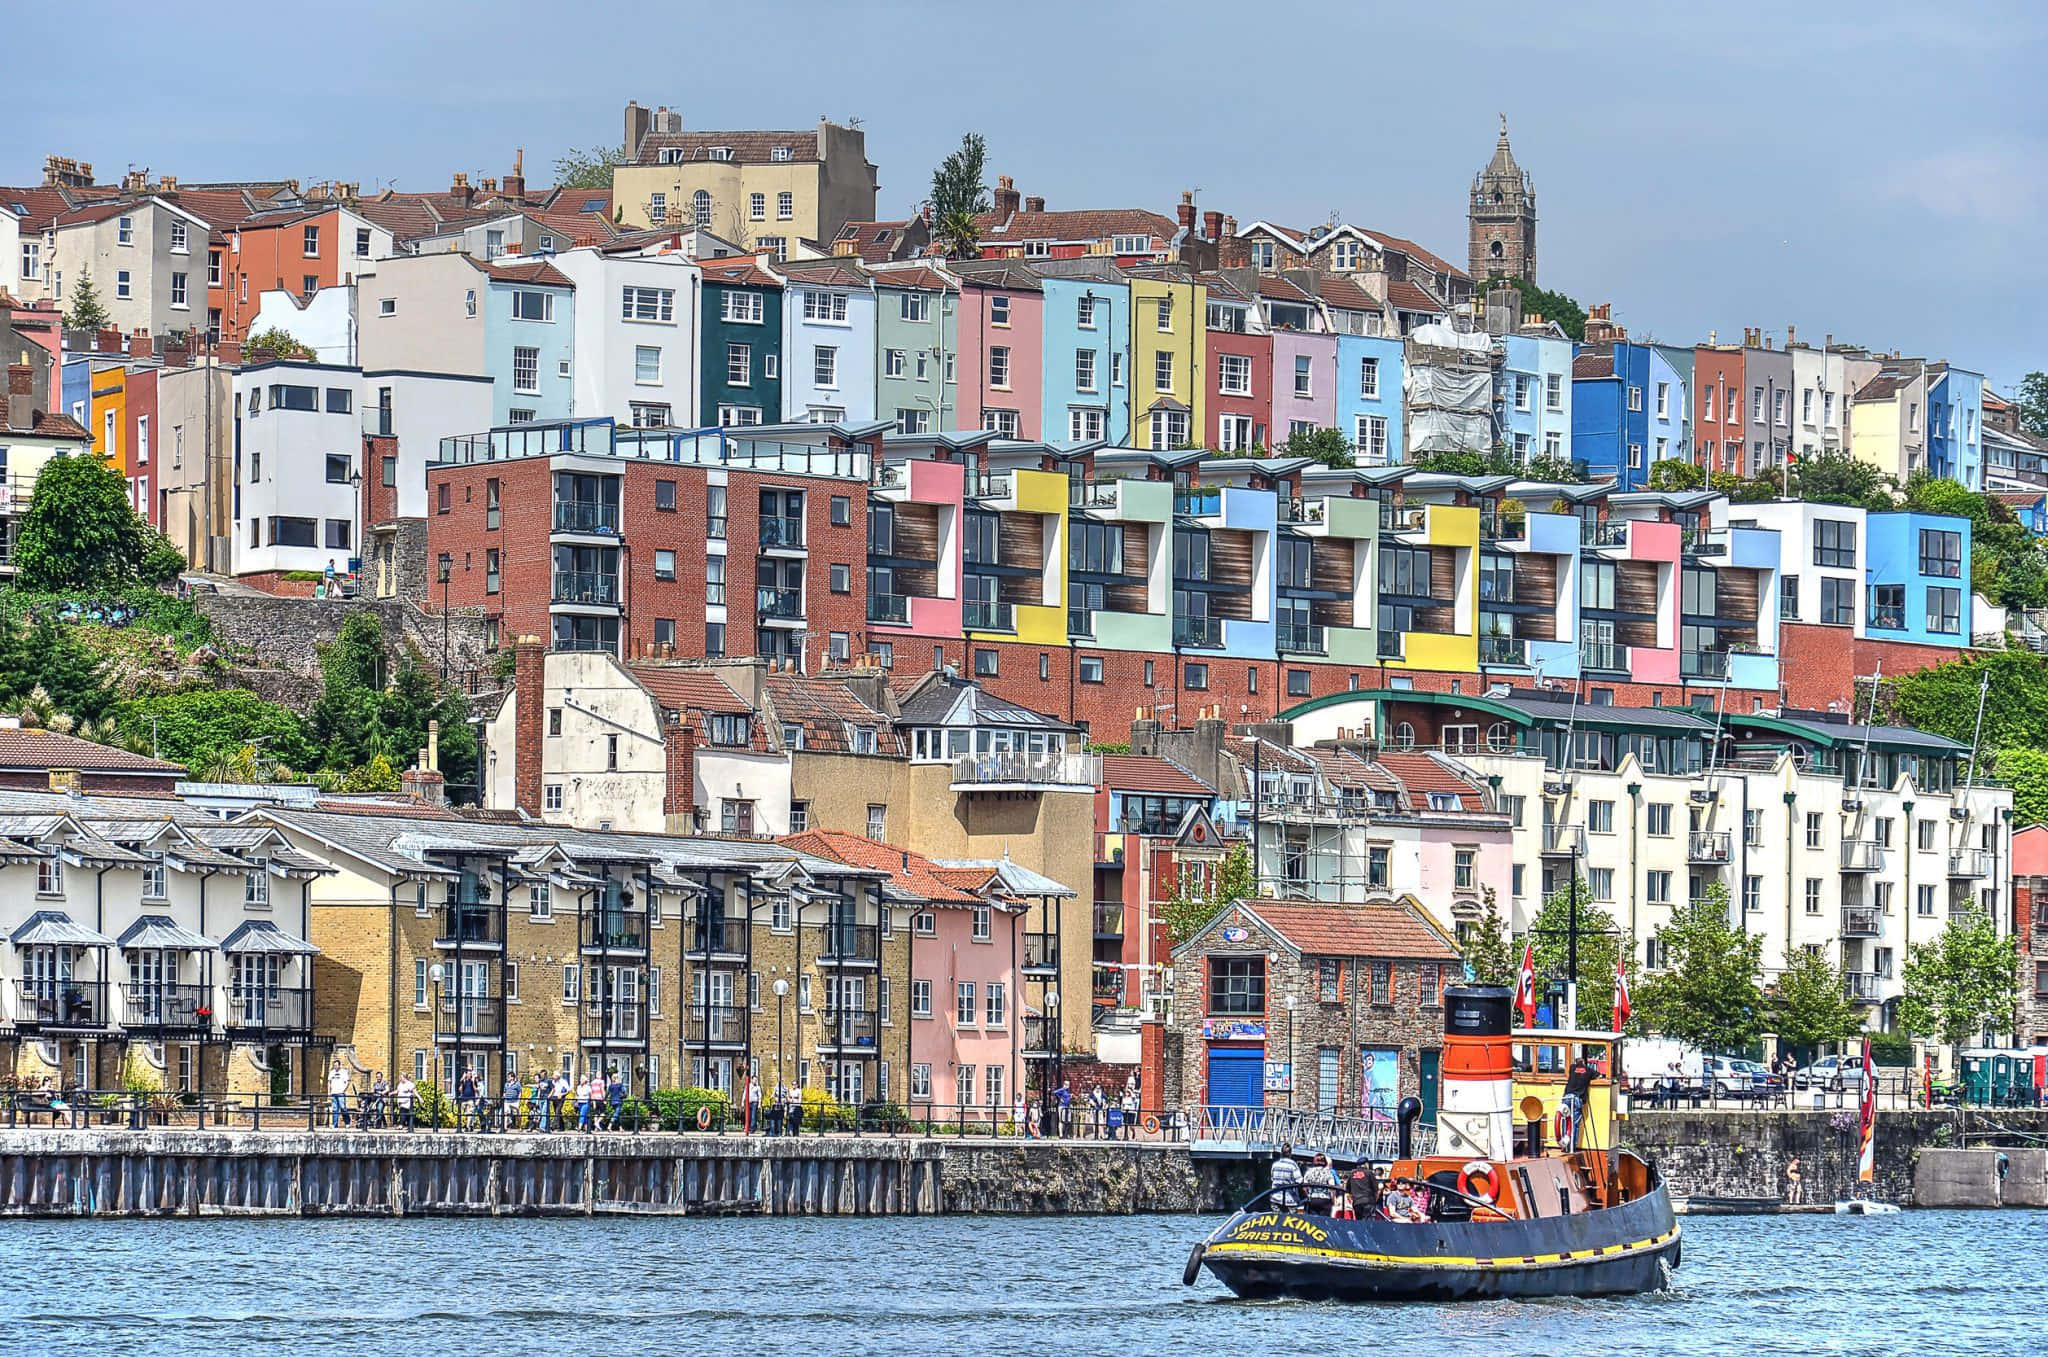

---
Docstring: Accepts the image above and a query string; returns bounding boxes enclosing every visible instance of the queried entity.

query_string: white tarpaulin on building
[1404,331,1493,455]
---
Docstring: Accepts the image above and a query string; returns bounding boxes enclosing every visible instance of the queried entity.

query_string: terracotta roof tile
[0,728,183,777]
[777,258,869,288]
[1366,231,1468,282]
[1313,275,1382,313]
[870,265,952,292]
[477,258,573,288]
[763,673,897,755]
[355,195,444,242]
[1573,352,1615,380]
[29,413,91,439]
[1099,754,1213,797]
[1387,279,1445,314]
[698,258,779,288]
[973,207,1174,246]
[1374,751,1486,810]
[627,666,751,715]
[833,220,912,264]
[777,829,982,904]
[1242,898,1458,960]
[632,131,819,167]
[0,186,78,232]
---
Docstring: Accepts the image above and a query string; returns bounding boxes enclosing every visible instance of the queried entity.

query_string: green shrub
[1866,1029,1915,1067]
[651,1086,730,1131]
[411,1080,458,1128]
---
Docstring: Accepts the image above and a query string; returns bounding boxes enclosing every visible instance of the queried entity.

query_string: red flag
[1514,941,1537,1027]
[1612,952,1632,1032]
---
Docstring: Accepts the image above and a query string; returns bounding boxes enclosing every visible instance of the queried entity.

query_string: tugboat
[1187,984,1679,1301]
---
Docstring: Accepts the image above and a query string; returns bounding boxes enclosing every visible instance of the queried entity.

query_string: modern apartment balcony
[685,918,749,960]
[815,1011,879,1055]
[1687,831,1733,864]
[1479,635,1527,666]
[11,979,109,1031]
[681,1003,747,1048]
[1681,649,1730,680]
[551,571,619,607]
[819,929,880,967]
[1022,931,1060,975]
[1479,507,1527,543]
[1541,824,1587,857]
[433,995,506,1044]
[1948,849,1991,879]
[1840,841,1887,872]
[1377,631,1405,660]
[1581,642,1625,673]
[1174,487,1221,518]
[975,470,1015,502]
[1277,622,1327,655]
[435,905,504,949]
[1681,526,1727,557]
[757,586,805,622]
[759,516,806,550]
[580,907,650,955]
[1093,905,1124,941]
[1283,497,1326,525]
[578,996,647,1047]
[867,592,910,625]
[553,501,619,536]
[964,599,1015,632]
[122,983,216,1038]
[225,986,315,1039]
[1582,519,1631,549]
[1869,605,1905,631]
[1173,615,1224,648]
[951,750,1102,792]
[1843,971,1882,1004]
[1022,1015,1059,1059]
[1840,907,1881,939]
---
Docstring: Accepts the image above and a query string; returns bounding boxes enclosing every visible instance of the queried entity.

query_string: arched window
[1487,722,1511,752]
[1489,240,1504,260]
[1392,722,1415,751]
[1492,190,1504,205]
[692,189,712,228]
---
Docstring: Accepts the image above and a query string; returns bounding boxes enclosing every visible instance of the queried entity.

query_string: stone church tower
[1469,115,1536,283]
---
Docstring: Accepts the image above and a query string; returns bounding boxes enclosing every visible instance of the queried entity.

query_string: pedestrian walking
[1120,1083,1139,1141]
[327,1061,351,1128]
[1055,1081,1073,1138]
[393,1073,416,1130]
[606,1069,626,1130]
[746,1075,762,1134]
[784,1086,804,1137]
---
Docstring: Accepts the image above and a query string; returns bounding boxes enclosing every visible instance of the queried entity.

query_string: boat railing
[1188,1103,1434,1163]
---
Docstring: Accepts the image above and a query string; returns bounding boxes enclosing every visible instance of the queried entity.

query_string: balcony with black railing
[552,571,619,606]
[1581,641,1625,672]
[1022,1015,1059,1058]
[1277,622,1327,655]
[553,500,619,535]
[1841,907,1881,938]
[964,599,1016,632]
[225,985,315,1037]
[12,978,110,1030]
[1478,635,1526,666]
[435,904,505,949]
[580,905,649,954]
[816,1010,880,1054]
[122,982,215,1037]
[1094,904,1125,940]
[819,928,880,966]
[685,917,749,959]
[433,993,505,1043]
[1687,830,1733,864]
[1479,508,1527,542]
[682,1003,747,1047]
[1023,932,1060,974]
[760,515,806,549]
[579,993,648,1046]
[757,586,804,620]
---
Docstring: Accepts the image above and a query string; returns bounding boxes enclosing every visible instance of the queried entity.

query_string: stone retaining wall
[194,590,497,686]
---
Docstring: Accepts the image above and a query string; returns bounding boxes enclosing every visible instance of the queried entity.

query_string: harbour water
[5,1209,2038,1354]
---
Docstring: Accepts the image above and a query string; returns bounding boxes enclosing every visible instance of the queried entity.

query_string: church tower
[1469,115,1537,284]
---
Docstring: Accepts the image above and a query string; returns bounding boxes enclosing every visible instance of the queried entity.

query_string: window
[1355,415,1388,462]
[1814,519,1856,568]
[1916,884,1936,917]
[634,345,662,384]
[1207,956,1264,1014]
[973,648,999,677]
[884,348,906,378]
[1742,875,1763,913]
[1780,574,1799,620]
[727,342,751,385]
[704,555,725,605]
[866,804,886,839]
[983,408,1020,438]
[777,191,793,220]
[1293,355,1313,397]
[1927,587,1961,635]
[1545,373,1563,411]
[1357,355,1382,400]
[544,783,563,813]
[721,290,763,324]
[1185,662,1209,690]
[1075,347,1099,392]
[1646,803,1672,836]
[900,292,932,322]
[620,286,675,322]
[748,191,766,221]
[1919,529,1962,578]
[1287,669,1311,697]
[1820,577,1856,626]
[116,269,132,299]
[802,291,849,323]
[1213,352,1251,395]
[1219,415,1255,451]
[1154,350,1174,392]
[988,345,1011,389]
[830,563,850,594]
[648,548,676,581]
[1069,408,1106,441]
[813,346,837,388]
[512,346,540,393]
[897,408,931,434]
[1587,800,1615,834]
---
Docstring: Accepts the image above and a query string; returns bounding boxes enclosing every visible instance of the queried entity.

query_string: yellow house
[610,105,878,247]
[88,361,127,476]
[1128,267,1205,450]
[1847,366,1926,483]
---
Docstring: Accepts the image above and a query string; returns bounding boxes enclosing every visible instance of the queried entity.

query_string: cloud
[1873,144,2048,227]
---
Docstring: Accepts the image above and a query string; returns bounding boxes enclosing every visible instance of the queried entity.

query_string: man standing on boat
[1560,1051,1595,1150]
[1301,1153,1340,1214]
[1269,1144,1303,1210]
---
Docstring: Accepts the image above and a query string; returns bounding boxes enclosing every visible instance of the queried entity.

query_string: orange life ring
[696,1105,713,1130]
[1458,1160,1497,1204]
[1141,1113,1162,1135]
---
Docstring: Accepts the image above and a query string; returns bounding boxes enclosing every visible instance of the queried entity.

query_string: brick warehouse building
[423,419,1980,737]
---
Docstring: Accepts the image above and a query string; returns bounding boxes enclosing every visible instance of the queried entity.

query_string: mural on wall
[1362,1047,1399,1120]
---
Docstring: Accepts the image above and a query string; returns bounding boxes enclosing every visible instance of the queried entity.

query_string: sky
[12,1,2046,392]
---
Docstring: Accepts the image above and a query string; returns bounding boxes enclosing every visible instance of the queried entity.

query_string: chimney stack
[1202,209,1223,241]
[992,175,1020,218]
[513,635,546,815]
[503,149,526,201]
[451,171,473,208]
[1023,195,1045,214]
[1786,323,1797,347]
[7,364,31,397]
[400,765,447,806]
[1176,190,1195,232]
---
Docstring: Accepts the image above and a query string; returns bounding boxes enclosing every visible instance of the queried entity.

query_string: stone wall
[196,589,497,685]
[1620,1108,2048,1205]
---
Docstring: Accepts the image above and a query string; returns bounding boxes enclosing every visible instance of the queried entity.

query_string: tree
[381,650,478,798]
[1791,450,1893,511]
[111,689,315,778]
[1272,425,1353,469]
[1482,275,1587,342]
[0,615,110,722]
[2016,371,2048,440]
[1630,885,1765,1052]
[307,612,478,800]
[1524,877,1632,1029]
[1992,746,2048,828]
[310,612,388,771]
[14,453,163,591]
[1890,648,2048,753]
[1459,887,1515,985]
[553,143,627,191]
[1160,842,1254,944]
[1767,947,1867,1053]
[1647,459,1706,491]
[1898,908,2019,1064]
[1410,446,1580,483]
[243,328,316,363]
[66,267,110,330]
[929,133,991,259]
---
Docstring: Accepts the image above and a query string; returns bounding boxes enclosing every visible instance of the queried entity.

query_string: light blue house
[777,257,877,424]
[1650,343,1695,465]
[1035,260,1130,444]
[1646,347,1685,475]
[1926,363,1985,490]
[1335,334,1404,465]
[1499,329,1573,464]
[1865,511,1973,645]
[483,264,575,425]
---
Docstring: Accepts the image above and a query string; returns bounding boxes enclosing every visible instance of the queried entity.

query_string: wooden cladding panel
[1717,567,1761,623]
[1615,560,1661,615]
[997,512,1045,569]
[1310,541,1355,594]
[1429,547,1458,599]
[1208,532,1255,620]
[892,503,941,561]
[1513,555,1558,610]
[1121,524,1152,577]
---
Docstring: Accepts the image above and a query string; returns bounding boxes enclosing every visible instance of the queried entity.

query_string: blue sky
[13,1,2045,390]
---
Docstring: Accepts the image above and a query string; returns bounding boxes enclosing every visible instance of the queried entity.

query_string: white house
[249,286,357,365]
[547,246,700,428]
[231,359,365,577]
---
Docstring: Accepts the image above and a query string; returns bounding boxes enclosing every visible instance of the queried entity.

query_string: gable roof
[0,728,184,778]
[1372,751,1487,809]
[894,675,1073,731]
[0,186,80,232]
[1364,231,1468,282]
[698,257,780,288]
[777,828,982,904]
[1573,352,1615,380]
[1386,279,1446,315]
[1099,754,1214,797]
[833,220,912,263]
[763,673,897,755]
[777,257,870,288]
[973,207,1174,247]
[1184,897,1458,961]
[628,666,752,716]
[632,130,820,167]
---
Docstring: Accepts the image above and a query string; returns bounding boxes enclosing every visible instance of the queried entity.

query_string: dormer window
[770,146,793,162]
[244,857,270,907]
[708,146,733,161]
[707,713,749,747]
[1426,792,1465,811]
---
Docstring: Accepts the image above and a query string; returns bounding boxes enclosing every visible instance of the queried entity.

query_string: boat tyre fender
[1182,1243,1206,1287]
[696,1106,713,1130]
[1457,1160,1498,1205]
[1142,1114,1161,1135]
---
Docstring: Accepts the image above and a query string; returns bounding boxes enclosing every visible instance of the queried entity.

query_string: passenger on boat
[1346,1161,1381,1217]
[1560,1052,1595,1150]
[1301,1153,1340,1214]
[1380,1184,1428,1223]
[1269,1145,1303,1209]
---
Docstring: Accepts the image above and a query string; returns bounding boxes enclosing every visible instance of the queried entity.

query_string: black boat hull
[1198,1183,1679,1302]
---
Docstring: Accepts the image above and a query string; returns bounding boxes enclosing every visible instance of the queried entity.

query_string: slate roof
[1854,371,1914,403]
[763,673,898,755]
[1237,899,1458,960]
[631,131,819,166]
[895,676,1073,731]
[869,265,952,292]
[949,258,1044,292]
[973,207,1174,246]
[778,829,982,904]
[0,729,184,777]
[1098,754,1213,797]
[1365,231,1469,282]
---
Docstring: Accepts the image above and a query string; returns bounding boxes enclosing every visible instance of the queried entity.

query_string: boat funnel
[1396,1097,1423,1159]
[1438,984,1516,1162]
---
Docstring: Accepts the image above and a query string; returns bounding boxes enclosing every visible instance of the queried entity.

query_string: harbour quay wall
[0,1129,1258,1219]
[1621,1109,2048,1206]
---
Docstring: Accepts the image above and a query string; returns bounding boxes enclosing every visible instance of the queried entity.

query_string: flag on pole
[1611,951,1631,1032]
[1856,1033,1877,1184]
[1514,941,1537,1028]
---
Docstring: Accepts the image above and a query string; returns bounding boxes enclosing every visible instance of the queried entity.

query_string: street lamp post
[1283,994,1298,1110]
[1046,988,1061,1137]
[437,556,452,679]
[428,961,447,1122]
[773,978,789,1094]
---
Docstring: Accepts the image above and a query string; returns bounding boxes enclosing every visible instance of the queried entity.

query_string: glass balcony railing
[1174,615,1223,648]
[757,587,804,620]
[759,516,806,548]
[867,592,910,624]
[553,501,619,534]
[1478,635,1526,666]
[1681,649,1730,679]
[1174,487,1221,517]
[1377,632,1405,660]
[964,600,1015,632]
[1687,831,1732,864]
[552,571,619,606]
[1581,642,1625,672]
[1276,622,1326,654]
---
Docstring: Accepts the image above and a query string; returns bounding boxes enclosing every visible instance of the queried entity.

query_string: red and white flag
[1514,941,1537,1027]
[1612,952,1632,1032]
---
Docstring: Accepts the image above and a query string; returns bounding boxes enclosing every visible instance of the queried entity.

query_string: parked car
[1705,1056,1769,1098]
[1793,1054,1868,1091]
